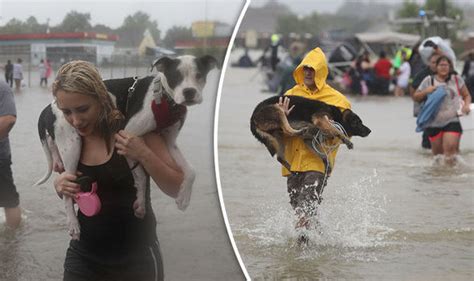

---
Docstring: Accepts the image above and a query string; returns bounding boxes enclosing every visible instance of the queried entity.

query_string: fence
[1,47,226,88]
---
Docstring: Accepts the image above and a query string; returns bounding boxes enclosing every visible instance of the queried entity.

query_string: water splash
[239,169,391,260]
[312,169,390,248]
[428,154,474,177]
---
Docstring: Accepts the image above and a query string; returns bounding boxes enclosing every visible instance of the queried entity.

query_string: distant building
[174,21,232,52]
[138,29,157,56]
[0,32,118,65]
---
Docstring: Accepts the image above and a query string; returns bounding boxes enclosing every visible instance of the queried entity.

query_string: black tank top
[73,150,157,255]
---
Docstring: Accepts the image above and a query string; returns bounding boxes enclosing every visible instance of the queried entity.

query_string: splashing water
[313,169,390,249]
[240,169,391,260]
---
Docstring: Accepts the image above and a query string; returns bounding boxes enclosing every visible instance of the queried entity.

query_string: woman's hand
[461,102,471,115]
[115,130,149,162]
[277,96,295,116]
[425,85,437,95]
[54,172,80,198]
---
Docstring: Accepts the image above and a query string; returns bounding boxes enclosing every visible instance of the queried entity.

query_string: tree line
[0,11,193,49]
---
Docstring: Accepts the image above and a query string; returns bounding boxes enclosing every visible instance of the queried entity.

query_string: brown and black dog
[250,95,371,171]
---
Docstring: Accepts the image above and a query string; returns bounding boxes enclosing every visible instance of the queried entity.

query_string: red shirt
[374,58,392,80]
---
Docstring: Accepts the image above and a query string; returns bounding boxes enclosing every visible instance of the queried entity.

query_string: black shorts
[0,157,19,208]
[287,171,327,217]
[63,240,164,281]
[425,122,463,141]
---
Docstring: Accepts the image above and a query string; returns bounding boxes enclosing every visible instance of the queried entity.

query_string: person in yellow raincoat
[278,47,351,229]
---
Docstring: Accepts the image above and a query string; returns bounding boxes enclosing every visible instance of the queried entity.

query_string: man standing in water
[0,80,21,229]
[278,47,351,242]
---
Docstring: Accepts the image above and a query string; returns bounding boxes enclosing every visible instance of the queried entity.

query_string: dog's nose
[183,88,197,101]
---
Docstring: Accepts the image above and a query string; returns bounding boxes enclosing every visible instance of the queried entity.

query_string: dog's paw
[344,139,354,149]
[133,199,146,219]
[303,126,319,136]
[68,222,81,240]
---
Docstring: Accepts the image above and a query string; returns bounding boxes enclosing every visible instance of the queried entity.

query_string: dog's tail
[275,105,303,136]
[35,138,53,186]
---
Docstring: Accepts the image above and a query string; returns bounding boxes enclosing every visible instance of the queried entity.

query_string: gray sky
[1,0,472,34]
[0,0,246,33]
[251,0,473,15]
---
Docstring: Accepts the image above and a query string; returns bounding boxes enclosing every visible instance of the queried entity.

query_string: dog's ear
[342,109,354,122]
[151,56,174,73]
[197,55,218,74]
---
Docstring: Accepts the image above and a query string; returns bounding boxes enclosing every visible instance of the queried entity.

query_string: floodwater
[218,67,474,280]
[0,69,244,281]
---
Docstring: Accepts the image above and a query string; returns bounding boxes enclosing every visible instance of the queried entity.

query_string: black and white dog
[36,55,217,239]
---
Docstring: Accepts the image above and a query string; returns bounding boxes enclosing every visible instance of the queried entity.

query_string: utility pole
[440,0,447,38]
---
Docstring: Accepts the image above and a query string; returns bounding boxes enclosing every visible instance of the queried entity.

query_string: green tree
[0,18,24,34]
[116,11,160,47]
[276,12,321,37]
[25,16,47,33]
[162,26,193,49]
[398,0,421,18]
[396,0,464,38]
[92,24,114,34]
[396,0,421,34]
[425,0,462,19]
[0,16,47,34]
[53,11,92,32]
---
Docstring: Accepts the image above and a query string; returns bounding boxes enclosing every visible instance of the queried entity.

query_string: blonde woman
[52,61,183,281]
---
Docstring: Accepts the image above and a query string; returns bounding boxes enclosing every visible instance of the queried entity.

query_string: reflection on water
[219,67,474,280]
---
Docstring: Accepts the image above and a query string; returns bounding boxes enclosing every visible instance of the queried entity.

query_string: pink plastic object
[75,182,101,216]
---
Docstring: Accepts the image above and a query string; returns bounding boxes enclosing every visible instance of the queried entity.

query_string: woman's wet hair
[53,60,124,152]
[435,55,455,82]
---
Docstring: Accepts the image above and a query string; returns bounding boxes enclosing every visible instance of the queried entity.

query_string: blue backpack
[416,81,447,132]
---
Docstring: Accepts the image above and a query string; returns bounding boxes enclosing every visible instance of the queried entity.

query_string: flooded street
[0,69,243,281]
[218,67,474,280]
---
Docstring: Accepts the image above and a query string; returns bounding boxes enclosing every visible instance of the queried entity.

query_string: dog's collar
[151,96,187,131]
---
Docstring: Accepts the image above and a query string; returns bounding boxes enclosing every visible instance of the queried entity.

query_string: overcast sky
[0,0,246,33]
[1,0,472,33]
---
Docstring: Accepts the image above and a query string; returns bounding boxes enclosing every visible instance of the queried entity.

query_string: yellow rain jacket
[282,47,351,176]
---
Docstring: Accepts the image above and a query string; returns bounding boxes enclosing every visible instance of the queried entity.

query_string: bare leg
[5,206,21,229]
[430,134,444,156]
[443,132,461,165]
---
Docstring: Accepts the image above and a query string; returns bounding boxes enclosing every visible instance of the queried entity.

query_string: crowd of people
[343,44,474,101]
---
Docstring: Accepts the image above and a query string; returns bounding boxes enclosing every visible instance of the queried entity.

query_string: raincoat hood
[285,47,351,111]
[293,47,328,91]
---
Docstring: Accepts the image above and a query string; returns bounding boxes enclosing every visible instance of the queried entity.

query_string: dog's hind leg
[127,161,147,219]
[312,115,353,149]
[162,122,195,211]
[255,127,292,170]
[274,131,293,172]
[275,105,304,136]
[53,111,82,240]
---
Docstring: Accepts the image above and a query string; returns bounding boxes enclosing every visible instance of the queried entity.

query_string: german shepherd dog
[250,95,371,172]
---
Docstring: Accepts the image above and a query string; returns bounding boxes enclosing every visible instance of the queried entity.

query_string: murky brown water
[218,67,474,280]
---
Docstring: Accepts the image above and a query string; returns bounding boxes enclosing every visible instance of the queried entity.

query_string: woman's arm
[115,130,184,198]
[413,83,437,102]
[460,84,472,115]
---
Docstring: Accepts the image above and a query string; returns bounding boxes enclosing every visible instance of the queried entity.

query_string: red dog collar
[151,96,187,131]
